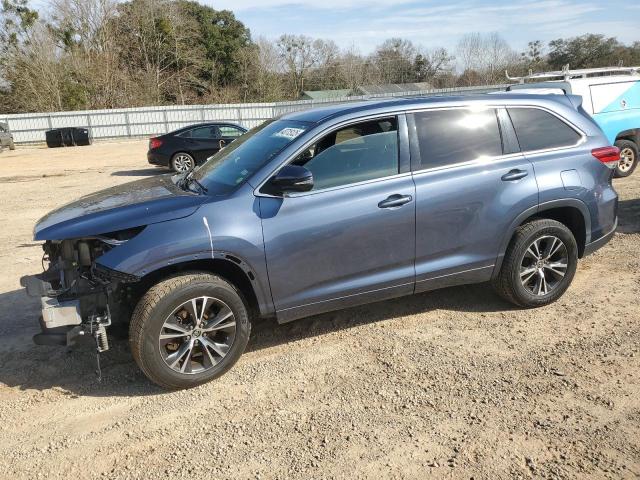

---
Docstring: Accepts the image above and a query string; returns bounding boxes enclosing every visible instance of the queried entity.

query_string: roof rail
[506,65,640,83]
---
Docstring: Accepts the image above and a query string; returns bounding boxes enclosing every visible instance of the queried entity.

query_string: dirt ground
[0,140,638,479]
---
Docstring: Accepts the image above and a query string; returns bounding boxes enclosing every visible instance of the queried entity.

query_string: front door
[259,116,416,322]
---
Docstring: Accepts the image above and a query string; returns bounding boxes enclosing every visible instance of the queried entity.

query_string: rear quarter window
[507,108,582,152]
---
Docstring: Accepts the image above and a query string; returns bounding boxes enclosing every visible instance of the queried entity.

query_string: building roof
[354,82,433,96]
[301,89,351,100]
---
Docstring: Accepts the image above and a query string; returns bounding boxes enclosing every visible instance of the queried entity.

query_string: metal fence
[0,84,507,144]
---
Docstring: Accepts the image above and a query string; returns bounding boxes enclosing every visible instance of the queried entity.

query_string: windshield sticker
[273,127,305,140]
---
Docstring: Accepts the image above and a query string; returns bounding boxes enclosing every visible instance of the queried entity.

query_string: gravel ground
[0,141,638,479]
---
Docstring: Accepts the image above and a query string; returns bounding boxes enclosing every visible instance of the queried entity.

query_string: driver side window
[292,117,399,191]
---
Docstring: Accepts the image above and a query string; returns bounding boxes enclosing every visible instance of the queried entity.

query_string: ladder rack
[506,65,640,83]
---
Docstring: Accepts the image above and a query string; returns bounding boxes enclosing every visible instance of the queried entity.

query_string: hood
[35,174,207,240]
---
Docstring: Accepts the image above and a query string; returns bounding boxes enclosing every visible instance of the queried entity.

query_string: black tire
[614,139,638,178]
[129,273,251,390]
[170,152,195,173]
[493,219,578,308]
[9,140,15,151]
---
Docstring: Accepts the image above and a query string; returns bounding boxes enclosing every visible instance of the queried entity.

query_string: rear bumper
[583,218,617,257]
[147,150,170,167]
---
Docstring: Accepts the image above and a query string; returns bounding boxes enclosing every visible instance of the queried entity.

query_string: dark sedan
[147,123,247,172]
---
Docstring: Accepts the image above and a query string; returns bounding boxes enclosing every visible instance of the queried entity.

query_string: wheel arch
[493,199,591,278]
[131,256,272,319]
[615,129,640,145]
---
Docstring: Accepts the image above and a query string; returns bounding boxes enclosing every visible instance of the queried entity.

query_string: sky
[203,0,640,53]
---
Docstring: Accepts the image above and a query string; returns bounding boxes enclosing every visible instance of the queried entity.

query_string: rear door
[408,107,539,292]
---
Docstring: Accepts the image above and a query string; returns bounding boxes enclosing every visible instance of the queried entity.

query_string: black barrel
[45,129,64,148]
[71,127,91,146]
[45,127,92,147]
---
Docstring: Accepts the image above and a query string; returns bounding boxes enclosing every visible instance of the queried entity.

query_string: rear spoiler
[498,86,584,111]
[565,94,583,111]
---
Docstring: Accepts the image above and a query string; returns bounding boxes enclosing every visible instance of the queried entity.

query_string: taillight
[149,137,163,150]
[592,146,620,169]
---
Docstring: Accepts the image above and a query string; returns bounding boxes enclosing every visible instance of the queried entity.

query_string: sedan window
[219,126,245,138]
[190,126,221,139]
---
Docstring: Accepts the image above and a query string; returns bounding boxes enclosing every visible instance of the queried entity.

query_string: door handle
[378,194,413,209]
[501,169,528,181]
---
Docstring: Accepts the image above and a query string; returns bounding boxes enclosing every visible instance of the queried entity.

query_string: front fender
[96,189,274,316]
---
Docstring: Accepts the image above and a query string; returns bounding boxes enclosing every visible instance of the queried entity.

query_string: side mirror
[269,165,314,193]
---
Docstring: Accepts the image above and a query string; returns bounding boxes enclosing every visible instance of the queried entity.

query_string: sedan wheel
[171,153,195,173]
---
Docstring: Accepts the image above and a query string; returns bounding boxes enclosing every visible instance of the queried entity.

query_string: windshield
[191,119,312,194]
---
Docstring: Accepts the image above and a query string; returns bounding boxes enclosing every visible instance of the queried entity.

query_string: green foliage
[178,1,251,85]
[1,3,639,115]
[548,34,622,69]
[0,0,38,47]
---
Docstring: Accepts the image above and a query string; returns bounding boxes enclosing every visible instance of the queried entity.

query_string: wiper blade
[188,177,208,194]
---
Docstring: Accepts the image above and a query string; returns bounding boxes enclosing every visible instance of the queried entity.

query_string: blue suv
[21,94,619,389]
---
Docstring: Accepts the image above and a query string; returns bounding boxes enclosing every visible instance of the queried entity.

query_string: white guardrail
[0,84,507,144]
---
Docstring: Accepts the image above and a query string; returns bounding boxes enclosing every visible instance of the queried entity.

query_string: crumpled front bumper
[21,274,85,346]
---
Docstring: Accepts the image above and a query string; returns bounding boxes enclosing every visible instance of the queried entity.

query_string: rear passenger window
[291,118,399,191]
[508,108,581,152]
[411,109,502,170]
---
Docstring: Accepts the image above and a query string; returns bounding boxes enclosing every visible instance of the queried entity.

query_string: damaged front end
[20,229,142,352]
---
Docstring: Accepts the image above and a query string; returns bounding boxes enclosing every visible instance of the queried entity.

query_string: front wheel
[614,139,638,178]
[130,273,251,390]
[493,219,578,308]
[9,140,15,150]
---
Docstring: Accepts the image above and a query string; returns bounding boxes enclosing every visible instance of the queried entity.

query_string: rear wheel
[170,152,195,173]
[614,139,638,178]
[493,219,578,308]
[129,273,251,390]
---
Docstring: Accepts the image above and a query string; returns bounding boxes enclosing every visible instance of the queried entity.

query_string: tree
[0,0,74,112]
[276,34,323,97]
[178,1,251,87]
[457,32,518,84]
[547,34,621,69]
[414,48,454,83]
[114,0,204,105]
[372,38,416,84]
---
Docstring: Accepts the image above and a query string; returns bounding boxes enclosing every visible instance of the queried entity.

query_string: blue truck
[507,66,640,177]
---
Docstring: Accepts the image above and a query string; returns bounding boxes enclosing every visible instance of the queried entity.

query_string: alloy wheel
[619,147,636,173]
[520,235,569,296]
[173,154,194,173]
[159,296,236,374]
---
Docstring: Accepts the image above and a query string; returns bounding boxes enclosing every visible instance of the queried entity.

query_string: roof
[355,82,433,96]
[301,89,351,100]
[281,93,579,124]
[564,75,640,86]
